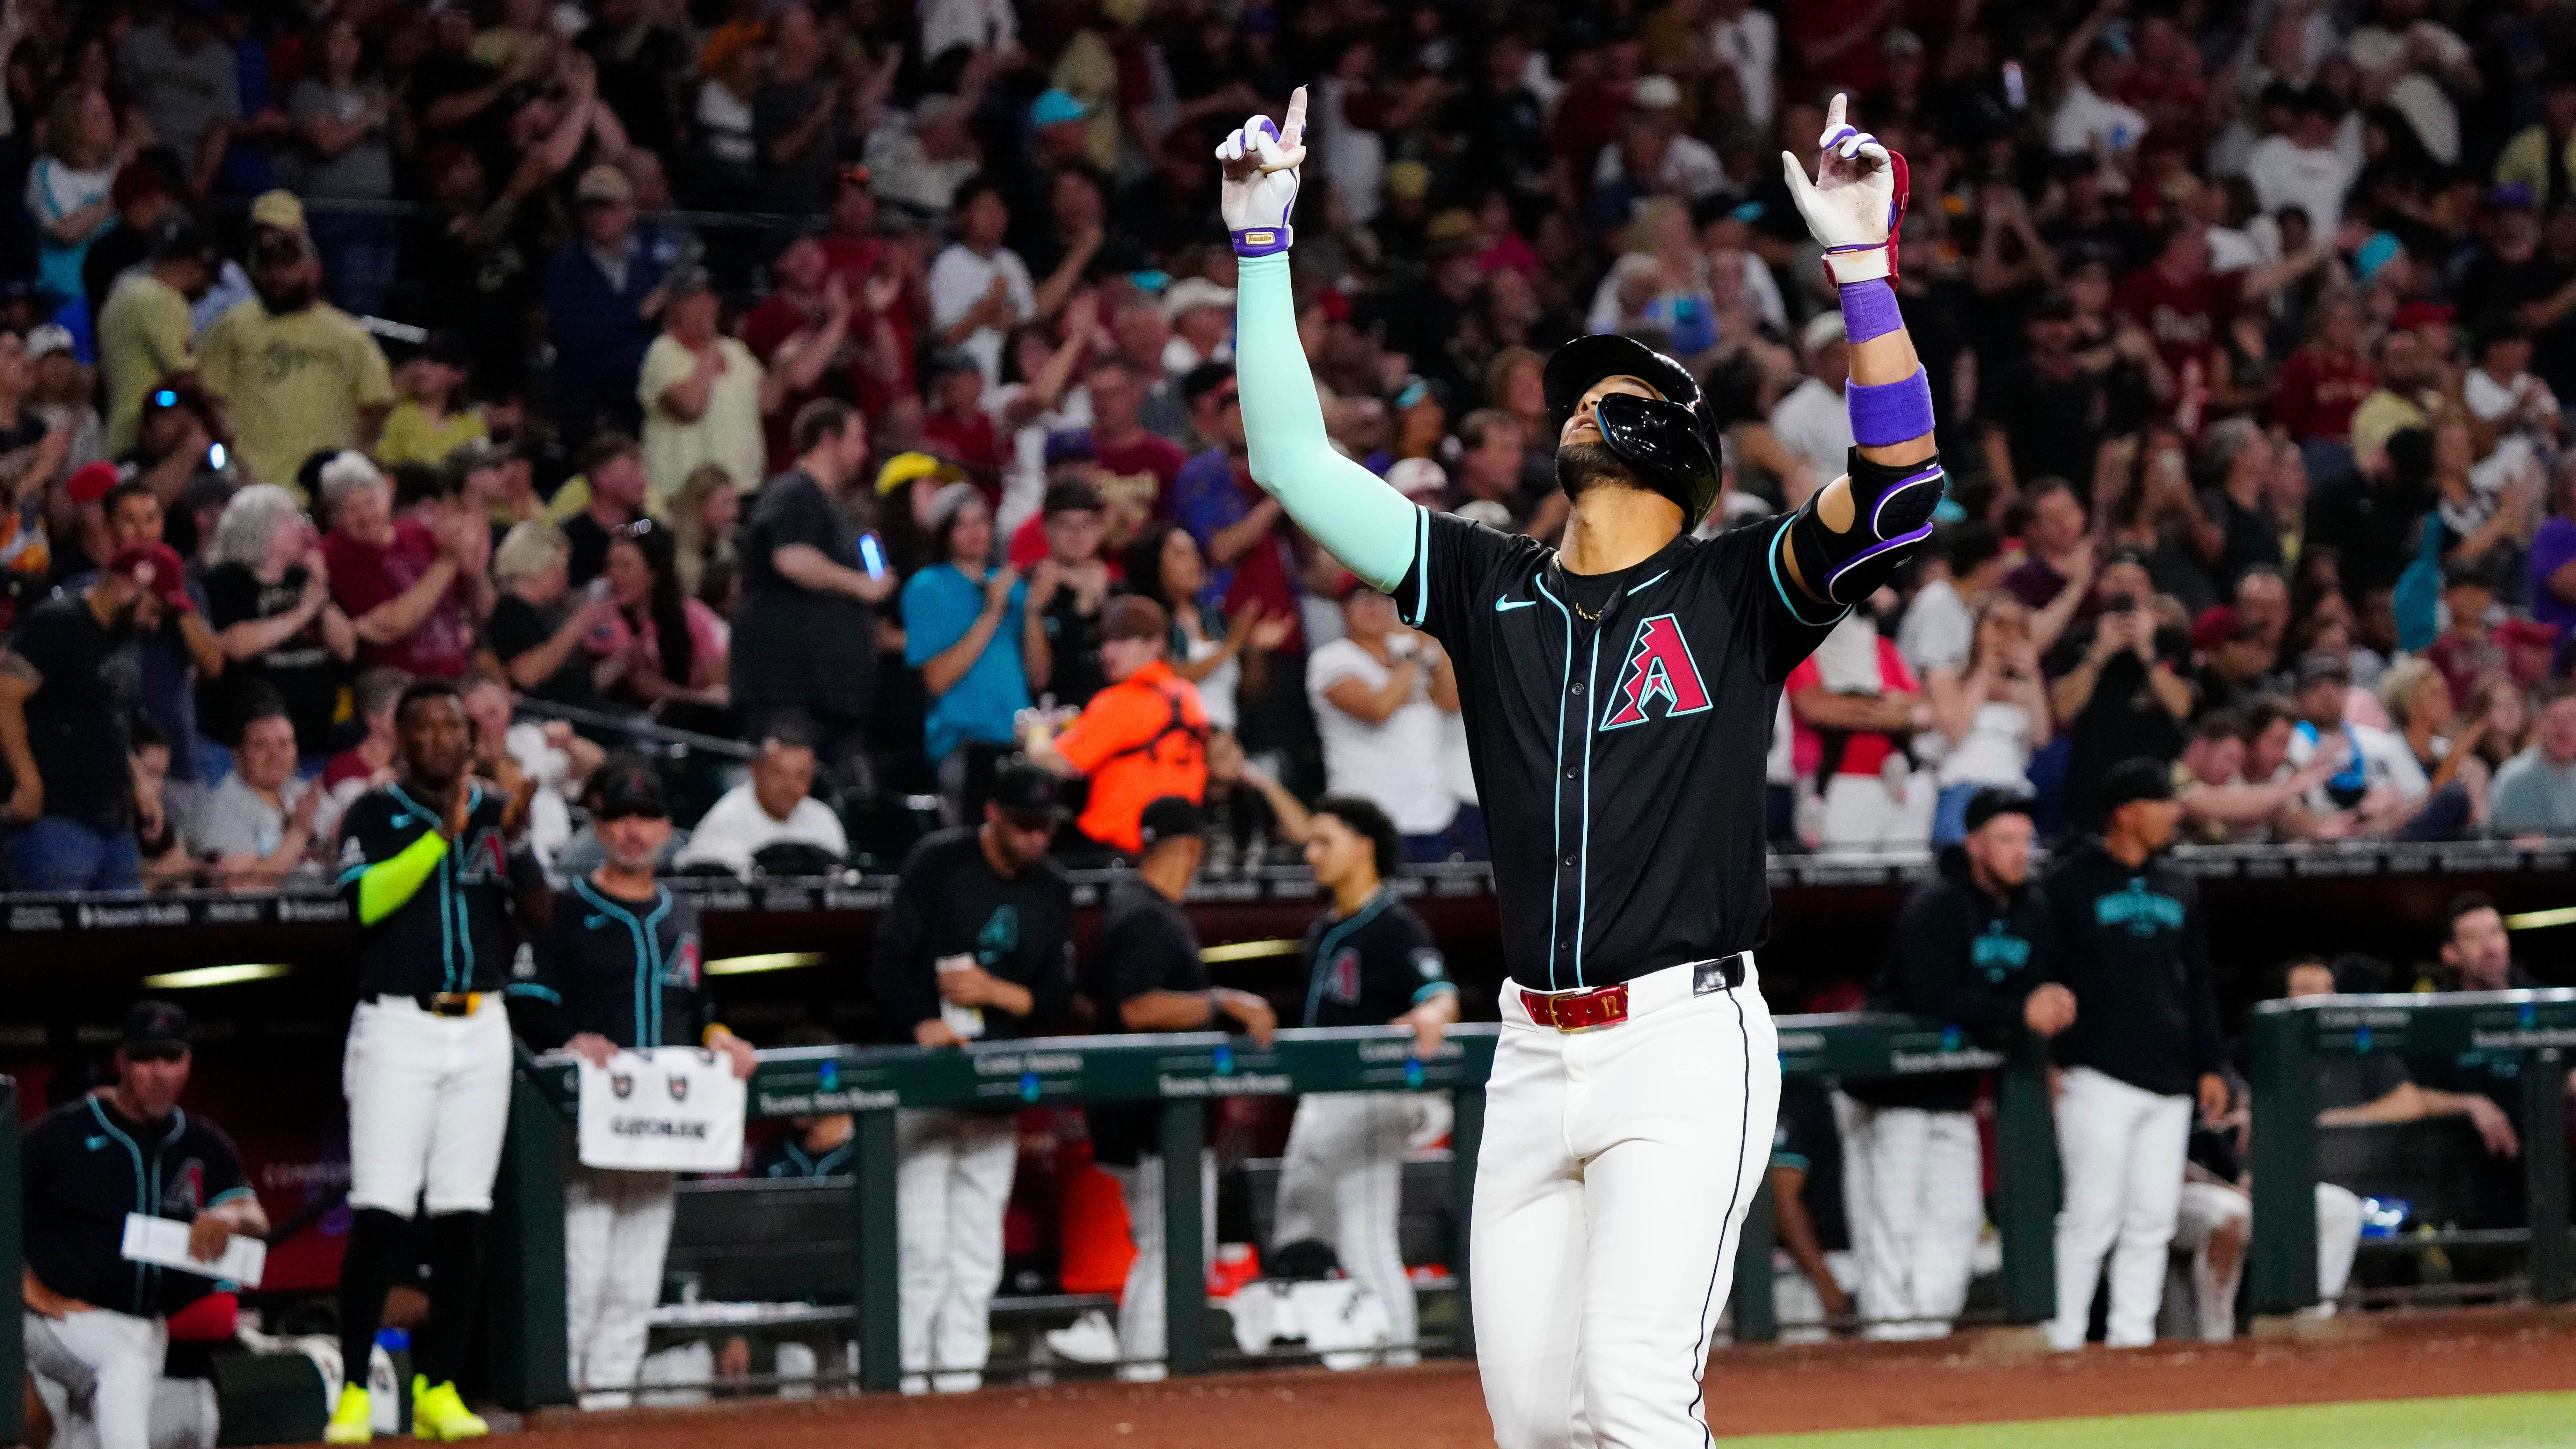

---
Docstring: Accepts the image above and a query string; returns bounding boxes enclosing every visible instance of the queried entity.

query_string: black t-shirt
[199,562,343,757]
[868,826,1075,1043]
[334,780,534,998]
[2044,620,2191,832]
[1039,588,1107,708]
[487,592,601,708]
[1396,507,1867,989]
[1770,1076,1849,1252]
[23,1095,248,1316]
[1298,889,1450,1028]
[561,512,617,590]
[2041,842,2224,1097]
[1084,878,1210,1166]
[510,878,710,1049]
[9,591,142,831]
[2205,489,2283,592]
[733,469,877,718]
[1986,359,2107,490]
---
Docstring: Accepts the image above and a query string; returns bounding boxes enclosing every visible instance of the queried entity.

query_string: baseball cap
[2392,300,2455,333]
[1102,594,1168,642]
[576,163,635,206]
[2190,604,2251,652]
[1801,310,1848,352]
[1387,456,1447,500]
[590,759,670,820]
[1137,795,1205,847]
[148,217,220,268]
[67,460,122,506]
[1161,276,1235,318]
[2296,651,2351,687]
[2097,757,2175,812]
[109,541,195,613]
[875,450,966,495]
[990,758,1067,825]
[1961,787,2033,836]
[23,324,73,361]
[249,189,307,235]
[122,1000,191,1052]
[1030,88,1092,128]
[1632,75,1683,110]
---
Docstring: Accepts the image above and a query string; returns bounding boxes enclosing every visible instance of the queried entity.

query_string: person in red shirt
[818,170,920,415]
[317,452,489,679]
[1787,619,1936,850]
[740,234,860,474]
[2271,294,2377,478]
[922,348,1007,492]
[1079,354,1185,539]
[2113,223,2240,386]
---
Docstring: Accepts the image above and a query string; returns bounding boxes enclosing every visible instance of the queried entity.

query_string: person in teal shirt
[902,488,1053,815]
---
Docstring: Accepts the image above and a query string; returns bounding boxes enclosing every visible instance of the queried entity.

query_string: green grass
[1719,1392,2576,1449]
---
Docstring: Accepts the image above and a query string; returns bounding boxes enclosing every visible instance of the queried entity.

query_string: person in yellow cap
[197,194,393,500]
[875,450,969,572]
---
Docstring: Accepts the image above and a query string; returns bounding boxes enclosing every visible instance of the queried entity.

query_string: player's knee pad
[1783,447,1944,607]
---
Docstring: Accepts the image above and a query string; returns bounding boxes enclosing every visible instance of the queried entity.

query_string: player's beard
[1556,441,1655,502]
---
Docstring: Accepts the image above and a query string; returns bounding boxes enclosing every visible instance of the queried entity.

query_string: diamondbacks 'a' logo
[1600,613,1712,729]
[1325,948,1363,1004]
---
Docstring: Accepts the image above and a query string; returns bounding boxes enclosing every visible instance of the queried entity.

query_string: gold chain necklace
[1556,562,1604,622]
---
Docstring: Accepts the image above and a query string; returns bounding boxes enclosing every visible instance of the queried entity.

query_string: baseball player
[1261,793,1459,1367]
[326,679,549,1443]
[2040,758,2227,1352]
[1082,795,1276,1381]
[504,759,757,1406]
[1838,788,2071,1340]
[868,759,1077,1394]
[1218,89,1940,1445]
[22,1002,263,1449]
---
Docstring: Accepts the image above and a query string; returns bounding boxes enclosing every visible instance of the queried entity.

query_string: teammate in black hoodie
[2038,757,2227,1352]
[1841,787,2074,1338]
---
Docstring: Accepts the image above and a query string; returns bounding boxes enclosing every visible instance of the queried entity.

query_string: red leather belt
[1520,983,1629,1032]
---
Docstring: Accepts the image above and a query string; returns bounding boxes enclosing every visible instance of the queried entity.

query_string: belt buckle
[431,992,479,1017]
[1527,984,1628,1033]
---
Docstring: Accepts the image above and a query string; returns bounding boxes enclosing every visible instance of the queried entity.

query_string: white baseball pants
[21,1309,200,1449]
[563,1163,677,1405]
[342,997,513,1216]
[1105,1148,1216,1374]
[1272,1092,1428,1364]
[895,1108,1020,1383]
[1833,1096,1983,1340]
[2167,1180,2365,1341]
[2047,1065,2191,1350]
[1471,958,1779,1449]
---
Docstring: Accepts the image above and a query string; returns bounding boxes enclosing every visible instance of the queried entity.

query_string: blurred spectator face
[2249,714,2294,779]
[2081,44,2130,97]
[398,694,473,786]
[959,190,1010,252]
[2378,331,2432,390]
[1112,304,1169,373]
[1962,807,2034,890]
[2539,693,2576,766]
[133,737,171,813]
[2443,904,2512,989]
[581,194,637,250]
[775,238,826,294]
[669,289,721,346]
[332,478,394,541]
[2235,571,2289,646]
[1805,337,1850,392]
[595,451,648,512]
[2099,560,2153,611]
[0,332,33,401]
[1188,376,1244,450]
[933,363,983,416]
[597,806,673,872]
[1045,503,1104,565]
[2297,675,2347,729]
[2406,670,2456,733]
[751,742,818,822]
[2182,728,2245,787]
[1089,362,1145,434]
[2283,961,2337,998]
[2066,261,2112,318]
[2028,307,2078,356]
[605,537,652,608]
[2264,441,2307,519]
[2114,794,2183,851]
[1458,417,1523,498]
[2027,487,2087,554]
[830,178,877,237]
[107,491,164,551]
[983,800,1055,872]
[236,714,299,795]
[254,237,323,311]
[1156,527,1207,602]
[461,679,513,757]
[1494,354,1546,419]
[1303,810,1375,891]
[2482,334,2535,381]
[1342,588,1398,643]
[944,496,996,567]
[2433,418,2474,475]
[1051,170,1104,232]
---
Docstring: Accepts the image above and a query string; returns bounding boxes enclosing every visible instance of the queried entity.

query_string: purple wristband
[1838,278,1900,343]
[1847,369,1935,449]
[1232,226,1292,257]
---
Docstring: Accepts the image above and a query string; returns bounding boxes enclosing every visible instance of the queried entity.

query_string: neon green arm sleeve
[357,831,447,926]
[1235,253,1419,592]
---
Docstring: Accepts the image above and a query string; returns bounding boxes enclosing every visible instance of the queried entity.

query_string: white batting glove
[1214,86,1308,257]
[1781,93,1910,285]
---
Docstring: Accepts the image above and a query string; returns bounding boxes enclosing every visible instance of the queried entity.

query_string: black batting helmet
[1542,334,1721,525]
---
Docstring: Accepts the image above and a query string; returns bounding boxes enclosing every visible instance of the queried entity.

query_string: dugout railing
[2247,989,2576,1315]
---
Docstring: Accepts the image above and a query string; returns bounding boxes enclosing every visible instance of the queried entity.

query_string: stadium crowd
[1,0,2575,891]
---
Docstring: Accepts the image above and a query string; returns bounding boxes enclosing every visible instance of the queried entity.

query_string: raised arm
[1771,95,1943,613]
[1220,89,1416,592]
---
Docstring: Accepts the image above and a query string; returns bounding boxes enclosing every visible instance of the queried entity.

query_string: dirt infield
[508,1309,2576,1449]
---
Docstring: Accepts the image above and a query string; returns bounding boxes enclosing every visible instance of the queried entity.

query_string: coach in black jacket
[1840,788,2073,1339]
[2038,757,2227,1353]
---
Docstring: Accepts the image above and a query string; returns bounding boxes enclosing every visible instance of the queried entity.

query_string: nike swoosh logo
[1495,598,1536,612]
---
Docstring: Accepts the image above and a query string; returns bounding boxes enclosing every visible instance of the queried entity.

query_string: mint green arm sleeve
[1234,253,1420,592]
[357,831,446,926]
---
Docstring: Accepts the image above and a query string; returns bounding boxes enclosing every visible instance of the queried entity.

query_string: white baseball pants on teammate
[1472,958,1779,1449]
[1104,1148,1216,1379]
[563,1164,677,1405]
[1833,1097,1983,1339]
[1272,1092,1430,1366]
[895,1108,1020,1389]
[21,1309,214,1449]
[342,997,514,1215]
[2165,1180,2364,1341]
[2047,1065,2191,1350]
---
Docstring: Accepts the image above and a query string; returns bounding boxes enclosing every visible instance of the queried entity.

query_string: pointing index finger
[1822,92,1848,146]
[1284,85,1309,146]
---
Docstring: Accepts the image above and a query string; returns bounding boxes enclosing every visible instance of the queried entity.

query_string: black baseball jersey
[1298,889,1453,1028]
[751,1130,856,1179]
[1083,879,1210,1166]
[23,1095,251,1316]
[2041,842,2225,1098]
[334,780,534,998]
[1396,509,1848,990]
[509,877,713,1049]
[869,827,1076,1044]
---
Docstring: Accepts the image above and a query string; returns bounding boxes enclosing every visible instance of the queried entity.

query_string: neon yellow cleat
[409,1377,488,1441]
[323,1384,374,1444]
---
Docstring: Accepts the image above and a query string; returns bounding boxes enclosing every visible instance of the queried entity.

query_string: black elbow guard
[1783,447,1945,607]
